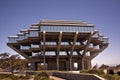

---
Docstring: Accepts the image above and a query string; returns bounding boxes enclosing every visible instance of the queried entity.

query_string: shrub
[109,69,114,74]
[0,74,30,80]
[34,72,49,80]
[117,71,120,75]
[88,69,104,75]
[80,69,104,75]
[100,74,120,80]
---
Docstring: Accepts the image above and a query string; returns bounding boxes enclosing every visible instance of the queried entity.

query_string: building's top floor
[32,20,95,27]
[7,20,109,44]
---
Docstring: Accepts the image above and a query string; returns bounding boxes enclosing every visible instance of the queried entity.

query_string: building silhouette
[7,20,109,70]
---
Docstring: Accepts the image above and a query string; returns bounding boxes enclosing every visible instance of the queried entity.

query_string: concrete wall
[26,71,105,80]
[53,72,105,80]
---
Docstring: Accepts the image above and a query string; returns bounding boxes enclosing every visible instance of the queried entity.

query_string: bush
[0,74,30,80]
[109,69,114,74]
[80,69,104,75]
[100,74,120,80]
[88,69,104,75]
[34,72,49,80]
[117,71,120,75]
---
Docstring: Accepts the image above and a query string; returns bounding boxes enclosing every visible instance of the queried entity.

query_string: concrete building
[7,20,109,71]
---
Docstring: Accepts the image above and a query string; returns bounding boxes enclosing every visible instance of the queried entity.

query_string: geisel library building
[7,20,109,71]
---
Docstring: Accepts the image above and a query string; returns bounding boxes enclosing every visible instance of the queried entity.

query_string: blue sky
[0,0,120,66]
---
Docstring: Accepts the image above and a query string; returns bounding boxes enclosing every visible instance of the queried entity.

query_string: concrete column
[81,58,85,70]
[56,55,59,70]
[69,57,72,71]
[56,31,62,70]
[87,60,91,70]
[43,30,46,70]
[78,58,82,70]
[30,61,36,70]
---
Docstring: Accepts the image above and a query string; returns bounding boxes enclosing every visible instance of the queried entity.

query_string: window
[8,37,18,43]
[45,51,56,56]
[61,42,69,45]
[45,42,56,45]
[32,52,41,56]
[31,44,39,48]
[20,45,30,50]
[59,51,67,55]
[18,34,25,40]
[40,26,94,32]
[102,37,108,43]
[29,31,38,37]
[25,33,28,39]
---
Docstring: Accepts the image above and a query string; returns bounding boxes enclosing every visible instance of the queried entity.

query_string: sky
[0,0,120,67]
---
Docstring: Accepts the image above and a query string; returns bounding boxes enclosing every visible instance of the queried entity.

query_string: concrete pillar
[56,55,59,70]
[30,61,36,70]
[78,59,82,70]
[69,57,72,71]
[81,58,85,70]
[87,60,91,70]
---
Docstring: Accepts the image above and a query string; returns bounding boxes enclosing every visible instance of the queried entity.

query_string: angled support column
[81,32,93,70]
[56,31,62,70]
[43,30,46,70]
[69,32,78,71]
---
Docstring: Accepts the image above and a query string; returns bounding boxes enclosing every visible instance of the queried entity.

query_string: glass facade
[45,51,56,56]
[31,44,39,48]
[32,52,41,56]
[24,33,29,39]
[59,51,67,55]
[40,26,94,32]
[61,42,69,45]
[29,31,38,37]
[18,34,25,40]
[45,42,56,45]
[102,37,109,43]
[8,37,18,43]
[20,45,30,50]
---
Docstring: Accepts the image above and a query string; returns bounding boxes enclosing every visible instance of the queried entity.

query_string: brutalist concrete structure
[7,20,109,71]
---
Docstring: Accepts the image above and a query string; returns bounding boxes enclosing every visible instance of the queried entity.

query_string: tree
[0,52,10,70]
[99,64,109,69]
[93,64,98,69]
[0,53,28,73]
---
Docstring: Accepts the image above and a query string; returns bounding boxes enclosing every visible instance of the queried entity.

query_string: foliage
[80,69,104,75]
[0,74,30,80]
[100,74,120,80]
[81,69,120,80]
[0,53,28,73]
[34,71,54,80]
[99,64,109,69]
[34,72,49,80]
